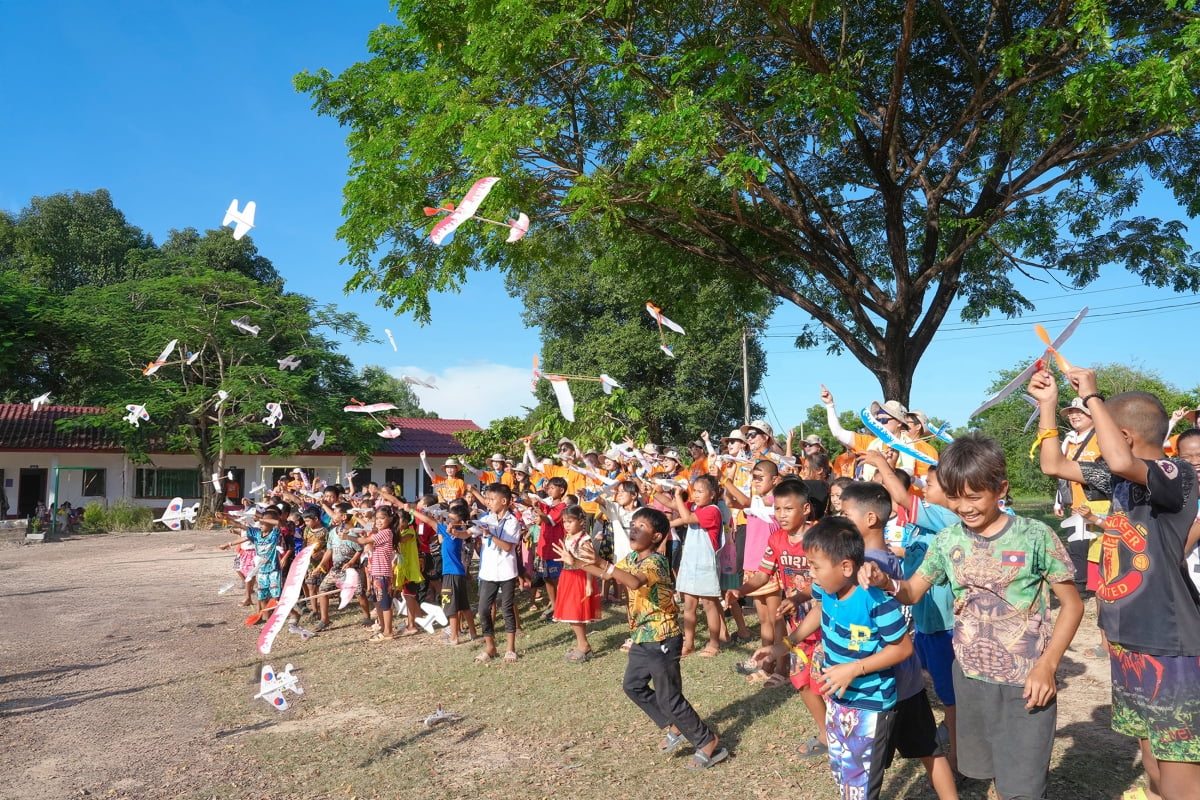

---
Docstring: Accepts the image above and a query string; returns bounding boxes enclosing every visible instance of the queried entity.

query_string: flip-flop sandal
[734,657,761,675]
[745,669,771,683]
[686,746,729,770]
[795,737,828,758]
[503,650,519,663]
[400,627,421,637]
[762,673,789,689]
[620,638,633,653]
[733,632,756,644]
[564,649,594,663]
[368,633,394,642]
[313,621,329,632]
[660,729,686,754]
[697,646,721,658]
[474,651,497,663]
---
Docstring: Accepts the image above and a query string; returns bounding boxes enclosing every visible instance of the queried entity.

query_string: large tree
[55,269,382,514]
[298,0,1200,404]
[511,227,770,442]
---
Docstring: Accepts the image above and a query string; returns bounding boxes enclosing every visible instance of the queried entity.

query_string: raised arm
[820,385,855,448]
[1028,370,1085,484]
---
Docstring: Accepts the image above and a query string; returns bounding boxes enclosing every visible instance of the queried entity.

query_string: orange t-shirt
[432,475,466,504]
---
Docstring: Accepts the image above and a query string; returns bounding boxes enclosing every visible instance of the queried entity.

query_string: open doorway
[18,468,48,518]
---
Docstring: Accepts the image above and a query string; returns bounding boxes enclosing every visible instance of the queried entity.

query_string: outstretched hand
[858,560,889,591]
[820,384,834,407]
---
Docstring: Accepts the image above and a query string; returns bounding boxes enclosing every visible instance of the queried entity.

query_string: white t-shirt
[477,510,521,582]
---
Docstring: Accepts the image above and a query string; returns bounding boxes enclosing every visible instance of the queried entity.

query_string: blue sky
[3,1,1198,434]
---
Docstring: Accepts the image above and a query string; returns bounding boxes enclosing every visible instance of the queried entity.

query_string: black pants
[623,634,714,749]
[477,578,516,636]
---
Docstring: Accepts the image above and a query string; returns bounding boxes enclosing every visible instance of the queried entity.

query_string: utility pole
[741,327,750,424]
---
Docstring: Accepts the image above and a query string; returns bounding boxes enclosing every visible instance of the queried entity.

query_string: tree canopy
[0,189,435,513]
[298,0,1200,404]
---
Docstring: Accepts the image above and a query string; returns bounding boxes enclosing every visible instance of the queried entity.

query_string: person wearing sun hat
[903,410,940,481]
[820,388,917,480]
[741,420,781,461]
[419,451,468,504]
[479,453,514,488]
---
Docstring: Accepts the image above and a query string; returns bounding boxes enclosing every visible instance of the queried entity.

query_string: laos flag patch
[1001,551,1026,567]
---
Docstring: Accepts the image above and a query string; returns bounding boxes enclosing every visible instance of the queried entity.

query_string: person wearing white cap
[819,386,917,480]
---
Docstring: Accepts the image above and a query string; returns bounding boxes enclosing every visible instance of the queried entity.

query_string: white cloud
[391,361,535,426]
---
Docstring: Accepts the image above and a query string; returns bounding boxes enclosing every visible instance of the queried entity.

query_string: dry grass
[210,593,1143,800]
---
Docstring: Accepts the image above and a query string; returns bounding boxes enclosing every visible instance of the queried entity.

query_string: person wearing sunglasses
[819,386,918,480]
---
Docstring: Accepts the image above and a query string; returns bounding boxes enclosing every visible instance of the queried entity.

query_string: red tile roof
[0,404,122,451]
[0,405,480,458]
[375,417,480,457]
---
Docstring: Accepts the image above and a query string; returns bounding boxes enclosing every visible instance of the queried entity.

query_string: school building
[0,403,480,519]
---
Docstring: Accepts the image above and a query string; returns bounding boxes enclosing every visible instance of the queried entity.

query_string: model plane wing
[223,199,256,240]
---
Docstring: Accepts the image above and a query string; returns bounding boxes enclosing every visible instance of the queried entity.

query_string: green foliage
[509,226,770,443]
[93,499,154,533]
[299,1,1200,404]
[0,189,152,292]
[81,501,109,534]
[455,416,532,465]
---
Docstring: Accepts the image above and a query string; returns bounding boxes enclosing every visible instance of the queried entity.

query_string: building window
[82,469,106,497]
[135,469,201,499]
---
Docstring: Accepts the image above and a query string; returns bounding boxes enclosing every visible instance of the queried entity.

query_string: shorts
[883,690,940,765]
[536,558,562,580]
[441,573,470,615]
[1110,643,1200,762]
[392,580,419,598]
[914,630,956,706]
[303,565,325,588]
[787,629,821,691]
[826,698,896,800]
[319,564,362,598]
[370,575,393,612]
[421,552,443,582]
[256,569,281,601]
[953,662,1056,799]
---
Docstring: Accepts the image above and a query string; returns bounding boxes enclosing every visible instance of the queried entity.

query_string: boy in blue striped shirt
[786,516,913,800]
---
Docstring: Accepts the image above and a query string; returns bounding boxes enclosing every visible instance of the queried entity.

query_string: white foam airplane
[384,329,398,351]
[211,470,233,494]
[30,392,51,411]
[223,199,256,240]
[154,497,200,530]
[307,429,326,449]
[378,426,402,439]
[213,389,229,410]
[231,316,260,337]
[262,403,283,428]
[254,663,303,711]
[277,355,302,371]
[401,374,437,389]
[124,404,150,427]
[414,602,448,634]
[143,339,177,375]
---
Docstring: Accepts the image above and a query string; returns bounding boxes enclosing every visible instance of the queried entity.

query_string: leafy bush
[106,500,154,531]
[81,502,108,533]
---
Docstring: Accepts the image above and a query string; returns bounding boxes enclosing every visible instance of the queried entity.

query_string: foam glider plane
[154,497,199,530]
[254,663,303,711]
[426,177,530,245]
[262,402,283,428]
[223,199,256,240]
[969,307,1089,419]
[124,404,150,427]
[231,316,261,337]
[402,374,437,389]
[645,302,685,358]
[344,399,400,438]
[30,392,51,411]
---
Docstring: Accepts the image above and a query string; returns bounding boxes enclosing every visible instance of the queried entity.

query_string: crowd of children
[216,373,1200,799]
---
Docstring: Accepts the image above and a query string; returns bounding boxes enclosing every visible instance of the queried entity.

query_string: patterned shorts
[826,699,896,800]
[1110,643,1200,762]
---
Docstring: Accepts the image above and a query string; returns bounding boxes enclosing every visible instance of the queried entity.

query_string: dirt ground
[0,531,1146,800]
[0,530,271,799]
